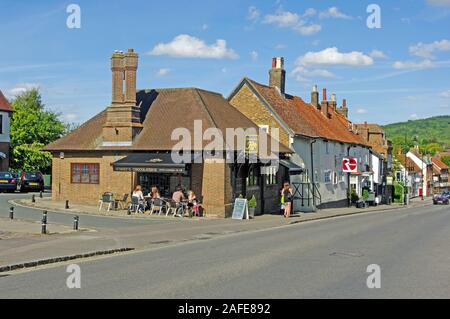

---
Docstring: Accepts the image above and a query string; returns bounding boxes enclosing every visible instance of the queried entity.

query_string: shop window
[71,163,100,184]
[324,170,332,183]
[246,166,259,187]
[264,166,278,185]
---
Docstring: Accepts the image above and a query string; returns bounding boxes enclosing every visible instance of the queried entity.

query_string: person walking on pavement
[281,182,293,218]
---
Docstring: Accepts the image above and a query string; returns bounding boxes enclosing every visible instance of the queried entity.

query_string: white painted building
[0,90,12,171]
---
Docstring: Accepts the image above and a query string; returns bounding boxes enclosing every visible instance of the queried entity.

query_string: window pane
[90,164,99,184]
[72,164,81,183]
[81,164,90,183]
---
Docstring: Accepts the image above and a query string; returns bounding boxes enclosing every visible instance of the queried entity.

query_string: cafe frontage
[44,48,292,217]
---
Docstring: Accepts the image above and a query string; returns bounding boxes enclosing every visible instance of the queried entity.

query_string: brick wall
[201,159,233,217]
[229,83,291,148]
[51,152,133,204]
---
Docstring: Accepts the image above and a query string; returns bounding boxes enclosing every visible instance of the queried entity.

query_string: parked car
[0,172,19,193]
[19,171,45,192]
[433,193,449,205]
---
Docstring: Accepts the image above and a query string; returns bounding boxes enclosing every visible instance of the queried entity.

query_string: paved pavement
[0,201,448,298]
[0,193,431,268]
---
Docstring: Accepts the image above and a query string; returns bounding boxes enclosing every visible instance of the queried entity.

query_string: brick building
[228,57,373,210]
[44,49,290,217]
[431,157,449,193]
[0,90,13,171]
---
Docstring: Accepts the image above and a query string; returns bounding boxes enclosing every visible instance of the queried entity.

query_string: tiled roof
[44,110,107,151]
[0,90,13,112]
[45,87,290,154]
[396,156,421,173]
[432,157,449,170]
[245,79,369,146]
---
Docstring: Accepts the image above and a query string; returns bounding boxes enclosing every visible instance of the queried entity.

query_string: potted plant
[248,195,257,218]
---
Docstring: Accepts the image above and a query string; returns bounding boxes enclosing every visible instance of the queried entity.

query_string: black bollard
[9,207,14,220]
[32,194,35,203]
[41,211,47,234]
[73,216,79,230]
[65,200,70,209]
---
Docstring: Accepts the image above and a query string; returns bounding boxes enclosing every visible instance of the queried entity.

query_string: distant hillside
[383,115,450,155]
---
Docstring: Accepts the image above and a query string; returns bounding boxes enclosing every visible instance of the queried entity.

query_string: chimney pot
[312,85,318,93]
[331,93,336,102]
[322,88,327,101]
[343,99,347,108]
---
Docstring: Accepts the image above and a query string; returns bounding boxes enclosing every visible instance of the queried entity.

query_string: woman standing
[281,182,293,218]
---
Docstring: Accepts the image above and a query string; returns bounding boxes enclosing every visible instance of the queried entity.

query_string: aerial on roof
[0,90,13,112]
[230,78,369,147]
[44,87,290,154]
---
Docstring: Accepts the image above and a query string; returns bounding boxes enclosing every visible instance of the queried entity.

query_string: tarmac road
[0,201,448,299]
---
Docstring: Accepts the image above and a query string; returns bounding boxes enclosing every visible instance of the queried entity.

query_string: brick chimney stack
[320,88,329,117]
[330,93,337,111]
[311,85,319,109]
[103,49,143,147]
[111,51,124,104]
[336,98,349,118]
[269,57,286,95]
[124,49,138,105]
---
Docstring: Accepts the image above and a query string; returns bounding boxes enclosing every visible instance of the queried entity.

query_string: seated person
[132,185,145,212]
[188,190,200,216]
[172,187,185,204]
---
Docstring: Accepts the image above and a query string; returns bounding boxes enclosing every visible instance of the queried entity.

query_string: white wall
[293,136,371,206]
[371,154,380,184]
[406,151,428,196]
[0,111,11,143]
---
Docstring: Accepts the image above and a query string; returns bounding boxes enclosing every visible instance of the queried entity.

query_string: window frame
[71,163,100,184]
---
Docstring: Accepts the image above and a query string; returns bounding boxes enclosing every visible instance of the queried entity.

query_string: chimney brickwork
[269,57,286,94]
[103,49,143,146]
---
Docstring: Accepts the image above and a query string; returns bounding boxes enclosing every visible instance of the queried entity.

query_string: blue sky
[0,0,449,125]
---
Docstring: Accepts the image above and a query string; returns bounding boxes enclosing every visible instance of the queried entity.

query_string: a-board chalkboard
[232,198,249,220]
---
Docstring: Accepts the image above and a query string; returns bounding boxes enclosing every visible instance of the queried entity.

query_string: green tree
[441,156,450,167]
[10,89,66,173]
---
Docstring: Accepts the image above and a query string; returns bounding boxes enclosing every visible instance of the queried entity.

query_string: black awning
[113,153,187,173]
[280,160,304,175]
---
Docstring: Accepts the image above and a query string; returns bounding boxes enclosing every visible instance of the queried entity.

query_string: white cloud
[319,7,352,20]
[250,51,258,61]
[263,10,300,27]
[392,59,434,70]
[202,24,208,31]
[302,8,317,18]
[248,6,260,21]
[221,68,227,73]
[149,34,238,59]
[275,44,287,50]
[291,66,337,80]
[356,108,368,114]
[440,90,450,98]
[62,113,79,122]
[6,83,40,98]
[156,68,170,76]
[409,39,450,58]
[427,0,450,6]
[294,24,322,36]
[296,47,374,67]
[262,9,321,36]
[369,50,388,59]
[410,113,419,119]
